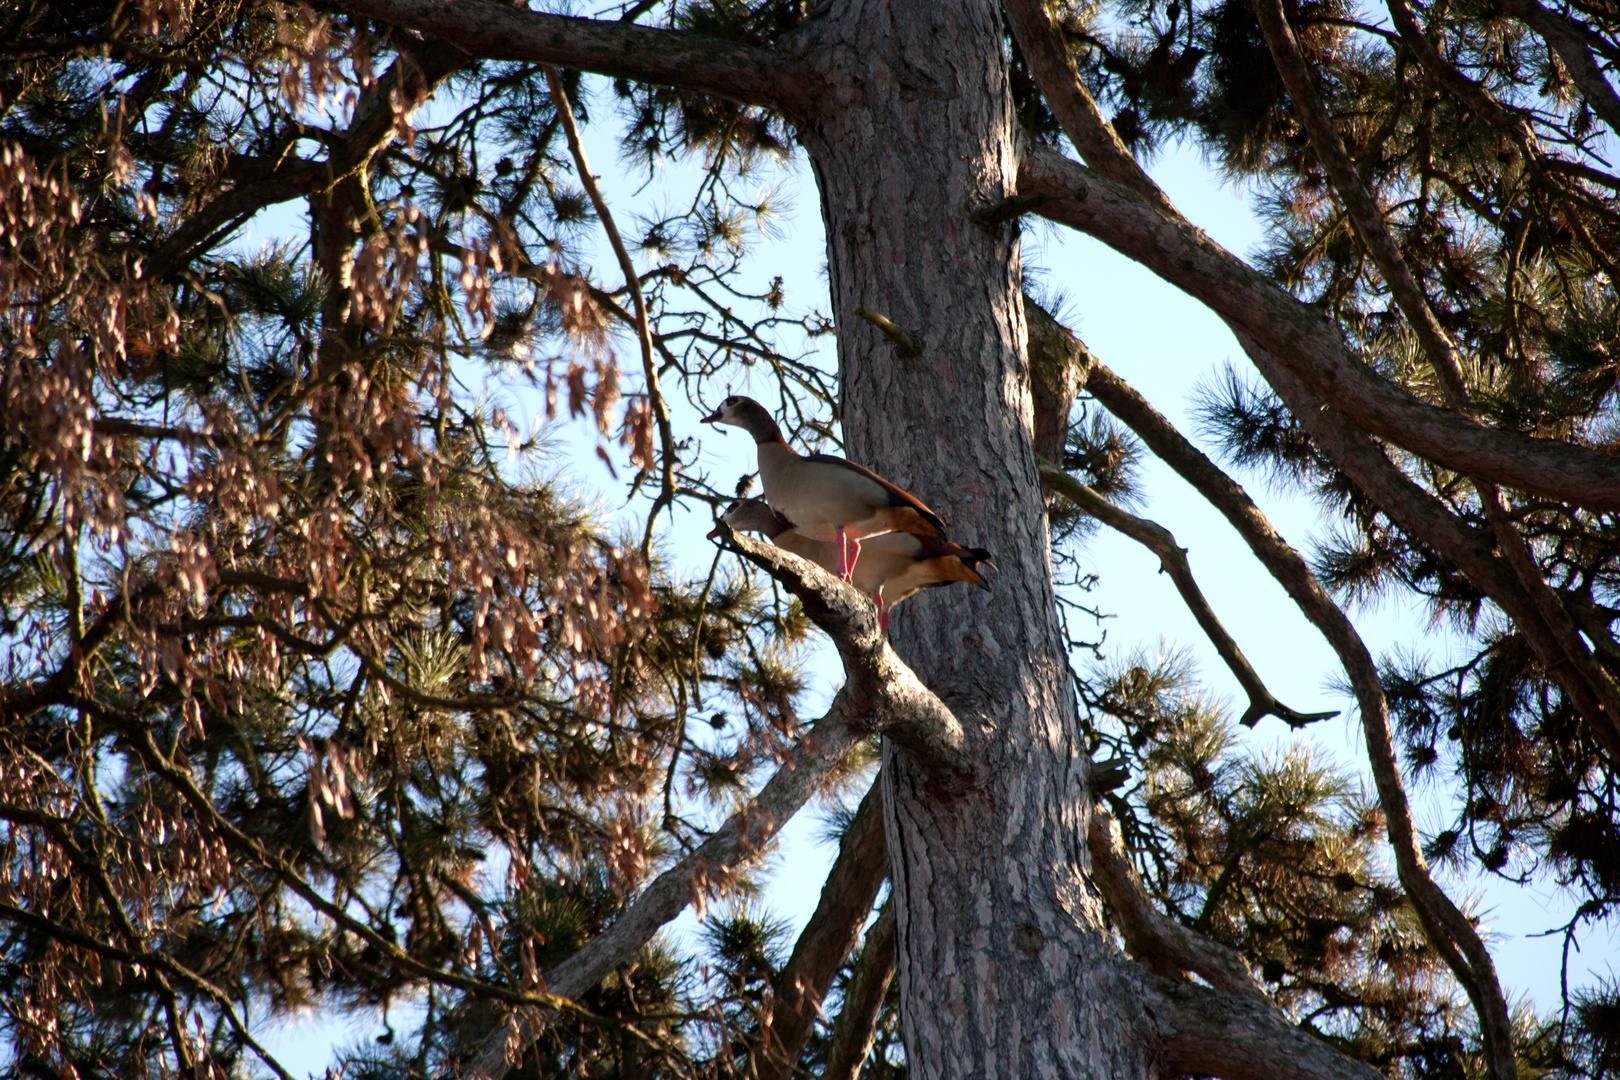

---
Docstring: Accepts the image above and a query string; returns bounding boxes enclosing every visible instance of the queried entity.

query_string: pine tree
[1,0,1617,1078]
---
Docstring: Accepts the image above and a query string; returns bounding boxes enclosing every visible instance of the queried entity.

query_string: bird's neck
[745,415,787,445]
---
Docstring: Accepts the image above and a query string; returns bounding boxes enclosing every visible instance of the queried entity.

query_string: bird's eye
[725,396,739,406]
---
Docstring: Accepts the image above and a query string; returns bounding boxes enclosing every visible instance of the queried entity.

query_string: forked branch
[1037,459,1335,730]
[1016,145,1620,510]
[711,524,971,778]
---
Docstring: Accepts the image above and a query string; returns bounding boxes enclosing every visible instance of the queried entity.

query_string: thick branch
[820,900,896,1080]
[758,775,889,1080]
[1001,0,1179,216]
[1146,975,1385,1080]
[463,697,867,1080]
[1498,0,1620,136]
[1086,809,1267,1000]
[1038,460,1335,729]
[330,0,812,115]
[1017,145,1620,510]
[713,525,971,779]
[1083,355,1525,1073]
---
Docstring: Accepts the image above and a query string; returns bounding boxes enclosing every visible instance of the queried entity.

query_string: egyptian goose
[699,395,947,581]
[709,498,994,632]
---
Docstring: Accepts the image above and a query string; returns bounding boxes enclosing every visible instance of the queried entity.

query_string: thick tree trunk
[796,2,1158,1075]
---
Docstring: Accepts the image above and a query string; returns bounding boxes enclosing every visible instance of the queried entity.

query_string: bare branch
[1085,808,1268,1001]
[758,774,889,1080]
[462,700,867,1080]
[1017,144,1620,510]
[543,65,677,555]
[328,0,814,115]
[820,900,895,1080]
[1037,459,1335,730]
[712,525,971,779]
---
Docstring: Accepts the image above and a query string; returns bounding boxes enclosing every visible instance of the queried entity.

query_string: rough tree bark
[793,2,1163,1075]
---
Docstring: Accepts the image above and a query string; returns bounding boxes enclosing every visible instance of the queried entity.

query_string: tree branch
[1232,329,1620,761]
[712,525,971,780]
[462,699,867,1080]
[1497,0,1620,137]
[1038,459,1335,730]
[1145,974,1386,1080]
[329,0,814,115]
[1001,0,1180,217]
[1016,144,1620,510]
[1083,351,1529,1074]
[758,774,889,1080]
[146,38,465,280]
[1250,0,1470,408]
[543,66,677,556]
[820,899,895,1080]
[1086,809,1268,1000]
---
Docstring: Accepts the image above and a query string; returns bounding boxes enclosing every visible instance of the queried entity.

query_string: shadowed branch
[1038,459,1335,730]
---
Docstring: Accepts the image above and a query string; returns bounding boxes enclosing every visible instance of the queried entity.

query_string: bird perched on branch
[699,395,947,581]
[709,498,993,633]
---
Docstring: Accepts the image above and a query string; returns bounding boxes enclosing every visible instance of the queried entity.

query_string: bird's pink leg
[834,527,849,580]
[845,536,861,582]
[873,590,890,635]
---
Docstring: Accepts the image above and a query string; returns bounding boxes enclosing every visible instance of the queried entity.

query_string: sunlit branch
[1037,459,1336,731]
[710,525,971,779]
[1017,144,1620,510]
[1250,0,1470,409]
[1146,973,1385,1080]
[542,66,677,557]
[758,773,889,1080]
[820,899,895,1080]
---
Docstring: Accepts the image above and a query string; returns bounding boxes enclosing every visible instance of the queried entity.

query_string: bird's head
[699,395,782,443]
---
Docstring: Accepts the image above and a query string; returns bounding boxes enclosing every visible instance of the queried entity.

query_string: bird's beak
[700,407,723,425]
[706,523,724,541]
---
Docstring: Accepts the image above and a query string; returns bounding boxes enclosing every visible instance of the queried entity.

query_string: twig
[853,307,918,359]
[543,65,677,558]
[1037,458,1336,730]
